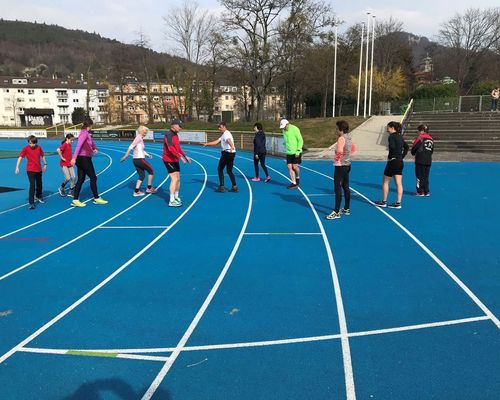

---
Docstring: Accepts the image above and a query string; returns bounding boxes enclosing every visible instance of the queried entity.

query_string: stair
[407,111,500,154]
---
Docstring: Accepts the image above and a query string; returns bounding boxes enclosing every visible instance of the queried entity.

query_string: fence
[412,95,495,113]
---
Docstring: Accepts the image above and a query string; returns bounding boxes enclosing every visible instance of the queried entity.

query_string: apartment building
[0,76,108,127]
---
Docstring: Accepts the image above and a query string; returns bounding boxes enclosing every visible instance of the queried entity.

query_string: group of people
[14,116,433,217]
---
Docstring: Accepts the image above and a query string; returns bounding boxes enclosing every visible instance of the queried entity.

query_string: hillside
[0,19,190,81]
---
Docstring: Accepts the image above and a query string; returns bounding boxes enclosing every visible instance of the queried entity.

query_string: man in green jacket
[280,118,303,189]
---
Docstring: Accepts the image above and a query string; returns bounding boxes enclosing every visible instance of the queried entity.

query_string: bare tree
[133,30,154,123]
[164,1,215,119]
[8,94,20,127]
[439,7,500,90]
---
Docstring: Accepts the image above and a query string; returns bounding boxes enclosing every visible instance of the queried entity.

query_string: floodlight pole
[332,25,338,118]
[356,23,365,117]
[368,15,376,116]
[363,12,370,118]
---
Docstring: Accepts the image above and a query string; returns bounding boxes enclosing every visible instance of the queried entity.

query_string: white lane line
[21,316,490,358]
[0,159,207,366]
[301,164,500,330]
[0,174,166,282]
[99,226,170,229]
[244,232,321,236]
[0,152,114,216]
[306,194,331,197]
[18,347,170,362]
[141,158,253,400]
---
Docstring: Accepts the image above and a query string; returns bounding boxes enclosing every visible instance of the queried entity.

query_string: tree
[438,7,500,91]
[7,94,19,127]
[72,107,86,124]
[133,30,154,123]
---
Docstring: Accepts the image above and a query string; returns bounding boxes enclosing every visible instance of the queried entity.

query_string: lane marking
[141,155,253,400]
[0,159,207,366]
[0,237,49,241]
[19,316,489,358]
[0,152,114,215]
[99,226,170,229]
[19,347,169,362]
[301,164,500,330]
[244,232,321,236]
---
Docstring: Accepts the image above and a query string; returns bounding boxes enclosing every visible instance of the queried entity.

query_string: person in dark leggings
[203,121,238,193]
[252,122,270,182]
[70,119,108,207]
[326,120,356,220]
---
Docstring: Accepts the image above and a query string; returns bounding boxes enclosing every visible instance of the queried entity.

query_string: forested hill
[0,19,188,81]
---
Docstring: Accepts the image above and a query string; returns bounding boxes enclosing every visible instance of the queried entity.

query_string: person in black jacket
[252,122,270,182]
[411,124,434,196]
[374,121,409,209]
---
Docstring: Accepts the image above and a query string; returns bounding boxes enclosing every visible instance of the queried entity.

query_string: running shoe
[71,200,86,207]
[58,186,65,196]
[35,196,45,203]
[388,202,402,209]
[264,176,271,183]
[93,197,108,205]
[229,186,239,192]
[133,191,145,197]
[415,192,425,197]
[215,186,225,193]
[340,208,351,216]
[251,177,260,182]
[424,193,430,197]
[67,190,74,198]
[146,187,157,193]
[168,199,182,207]
[374,200,387,207]
[325,211,340,220]
[29,203,35,210]
[174,197,182,205]
[287,183,298,189]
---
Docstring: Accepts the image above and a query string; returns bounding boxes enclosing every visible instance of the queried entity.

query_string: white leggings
[61,166,76,187]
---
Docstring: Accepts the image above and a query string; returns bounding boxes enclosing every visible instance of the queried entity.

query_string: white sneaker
[133,191,145,197]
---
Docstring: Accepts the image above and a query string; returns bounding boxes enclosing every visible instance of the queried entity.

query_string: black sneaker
[215,186,225,193]
[229,186,239,192]
[29,203,35,210]
[388,202,402,209]
[340,208,350,216]
[58,186,65,196]
[35,196,45,204]
[374,200,387,208]
[287,183,298,189]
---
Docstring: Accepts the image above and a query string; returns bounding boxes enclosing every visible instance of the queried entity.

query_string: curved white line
[142,153,253,400]
[301,163,500,330]
[0,159,208,365]
[0,151,114,216]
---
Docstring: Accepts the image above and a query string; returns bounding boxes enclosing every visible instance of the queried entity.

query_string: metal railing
[413,95,495,113]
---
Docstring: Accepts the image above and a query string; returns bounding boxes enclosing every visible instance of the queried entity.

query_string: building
[108,81,185,125]
[0,76,108,127]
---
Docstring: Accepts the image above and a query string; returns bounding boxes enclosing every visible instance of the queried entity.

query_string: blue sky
[1,0,498,52]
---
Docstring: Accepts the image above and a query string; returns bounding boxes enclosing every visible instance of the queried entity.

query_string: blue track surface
[0,139,499,399]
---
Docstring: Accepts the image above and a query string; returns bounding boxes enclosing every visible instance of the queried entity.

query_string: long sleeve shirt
[129,134,150,159]
[162,130,186,162]
[387,134,409,160]
[253,130,267,154]
[282,124,303,155]
[73,129,96,158]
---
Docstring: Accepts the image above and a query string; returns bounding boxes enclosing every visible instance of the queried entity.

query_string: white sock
[174,191,179,199]
[170,194,175,202]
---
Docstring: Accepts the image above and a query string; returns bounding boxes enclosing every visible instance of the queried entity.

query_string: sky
[1,0,499,53]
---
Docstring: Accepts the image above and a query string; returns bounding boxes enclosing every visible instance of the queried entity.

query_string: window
[232,87,237,92]
[225,105,229,110]
[225,96,229,100]
[28,89,34,95]
[17,89,24,93]
[17,98,24,102]
[29,98,35,102]
[117,96,121,100]
[89,107,95,111]
[3,89,9,93]
[73,90,78,93]
[42,90,48,93]
[233,96,236,100]
[73,99,79,103]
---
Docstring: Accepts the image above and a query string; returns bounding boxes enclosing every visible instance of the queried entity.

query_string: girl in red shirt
[15,135,47,210]
[57,133,76,197]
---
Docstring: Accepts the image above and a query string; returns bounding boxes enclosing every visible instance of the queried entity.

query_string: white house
[0,76,109,127]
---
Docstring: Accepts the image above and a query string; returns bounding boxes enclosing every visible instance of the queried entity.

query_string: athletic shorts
[384,159,404,177]
[164,161,180,174]
[286,153,302,165]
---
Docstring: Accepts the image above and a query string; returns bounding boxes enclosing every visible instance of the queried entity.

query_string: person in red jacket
[57,133,76,197]
[163,119,191,207]
[411,124,434,196]
[15,135,47,210]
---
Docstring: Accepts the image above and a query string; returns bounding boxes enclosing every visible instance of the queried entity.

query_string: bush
[412,83,459,99]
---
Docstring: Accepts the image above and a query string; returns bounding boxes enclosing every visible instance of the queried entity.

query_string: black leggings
[253,153,269,178]
[27,171,42,204]
[415,163,431,194]
[334,165,351,212]
[133,158,154,181]
[218,151,236,187]
[74,156,99,200]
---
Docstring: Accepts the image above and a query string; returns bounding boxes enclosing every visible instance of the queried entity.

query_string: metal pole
[332,26,338,118]
[356,23,365,117]
[368,15,376,116]
[363,13,370,118]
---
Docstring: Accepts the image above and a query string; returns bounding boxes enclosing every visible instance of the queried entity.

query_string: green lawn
[122,116,366,149]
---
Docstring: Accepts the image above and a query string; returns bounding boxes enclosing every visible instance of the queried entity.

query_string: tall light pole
[332,25,338,118]
[368,15,376,116]
[363,12,370,118]
[356,22,365,117]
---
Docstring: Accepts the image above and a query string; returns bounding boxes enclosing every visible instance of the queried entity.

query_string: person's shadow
[61,378,171,399]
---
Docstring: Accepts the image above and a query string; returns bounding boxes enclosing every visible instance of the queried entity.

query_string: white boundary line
[0,151,114,216]
[99,226,170,229]
[141,154,253,400]
[301,164,500,330]
[244,232,321,235]
[190,149,356,399]
[18,316,489,361]
[18,347,170,362]
[0,158,208,365]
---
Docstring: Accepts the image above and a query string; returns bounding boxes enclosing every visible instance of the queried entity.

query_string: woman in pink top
[120,125,157,196]
[70,119,108,207]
